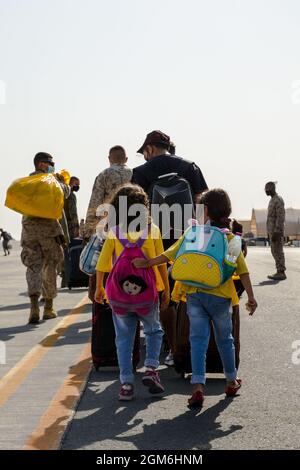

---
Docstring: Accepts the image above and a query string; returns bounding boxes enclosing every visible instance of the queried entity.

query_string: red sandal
[225,379,242,397]
[188,391,205,409]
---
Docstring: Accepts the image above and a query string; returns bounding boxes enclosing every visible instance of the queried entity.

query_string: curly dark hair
[232,219,243,235]
[200,188,232,229]
[107,184,150,230]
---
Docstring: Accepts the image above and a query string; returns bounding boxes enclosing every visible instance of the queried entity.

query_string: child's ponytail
[200,189,232,230]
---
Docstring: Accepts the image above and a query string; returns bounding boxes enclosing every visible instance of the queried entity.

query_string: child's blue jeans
[112,302,164,385]
[186,292,237,385]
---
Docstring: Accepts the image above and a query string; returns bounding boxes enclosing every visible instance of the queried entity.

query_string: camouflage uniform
[79,219,85,238]
[85,164,132,301]
[267,194,286,273]
[21,170,70,299]
[64,192,79,240]
[84,164,132,239]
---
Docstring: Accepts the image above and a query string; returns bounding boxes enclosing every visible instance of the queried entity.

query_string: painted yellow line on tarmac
[23,341,91,450]
[0,295,89,407]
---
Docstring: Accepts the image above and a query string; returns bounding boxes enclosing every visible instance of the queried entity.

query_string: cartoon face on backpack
[120,275,147,296]
[105,225,158,315]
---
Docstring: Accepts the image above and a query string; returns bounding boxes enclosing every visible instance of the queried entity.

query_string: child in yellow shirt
[95,184,169,401]
[133,189,258,409]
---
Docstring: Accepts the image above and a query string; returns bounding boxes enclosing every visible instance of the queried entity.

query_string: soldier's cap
[34,152,55,167]
[137,130,171,154]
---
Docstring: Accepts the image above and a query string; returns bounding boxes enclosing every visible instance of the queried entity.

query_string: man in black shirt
[132,130,208,203]
[132,131,208,368]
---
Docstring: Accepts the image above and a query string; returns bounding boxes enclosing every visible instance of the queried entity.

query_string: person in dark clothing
[265,181,286,281]
[64,176,80,240]
[132,130,208,203]
[0,229,12,256]
[132,131,208,367]
[231,220,247,298]
[60,176,80,289]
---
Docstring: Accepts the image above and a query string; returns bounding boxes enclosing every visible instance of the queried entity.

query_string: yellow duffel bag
[5,173,64,219]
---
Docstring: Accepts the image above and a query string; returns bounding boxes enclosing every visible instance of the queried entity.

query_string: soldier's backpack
[171,224,241,289]
[150,173,194,249]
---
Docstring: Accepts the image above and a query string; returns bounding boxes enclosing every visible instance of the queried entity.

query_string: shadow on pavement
[58,304,91,316]
[254,280,280,287]
[18,292,29,297]
[47,319,92,348]
[0,323,40,340]
[61,364,242,450]
[58,288,89,294]
[0,305,92,343]
[118,397,242,450]
[0,302,31,312]
[18,288,89,296]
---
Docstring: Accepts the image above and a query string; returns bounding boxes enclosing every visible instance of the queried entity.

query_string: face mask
[72,185,80,192]
[48,165,55,174]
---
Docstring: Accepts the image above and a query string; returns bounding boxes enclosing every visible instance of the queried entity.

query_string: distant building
[251,208,300,240]
[237,220,252,237]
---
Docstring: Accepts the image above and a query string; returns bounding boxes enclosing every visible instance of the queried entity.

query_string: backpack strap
[135,226,149,248]
[111,225,150,248]
[111,226,128,248]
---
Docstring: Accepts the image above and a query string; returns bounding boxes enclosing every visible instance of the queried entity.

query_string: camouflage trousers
[21,235,64,299]
[270,237,286,273]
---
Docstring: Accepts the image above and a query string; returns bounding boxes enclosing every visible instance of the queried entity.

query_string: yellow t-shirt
[164,232,249,306]
[96,224,166,292]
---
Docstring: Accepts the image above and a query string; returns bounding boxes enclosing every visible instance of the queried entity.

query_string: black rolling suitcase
[173,301,240,376]
[65,238,89,289]
[92,301,141,371]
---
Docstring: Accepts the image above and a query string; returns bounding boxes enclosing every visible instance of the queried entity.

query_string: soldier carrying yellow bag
[6,152,70,324]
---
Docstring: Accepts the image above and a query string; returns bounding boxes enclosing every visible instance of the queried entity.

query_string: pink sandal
[118,384,135,401]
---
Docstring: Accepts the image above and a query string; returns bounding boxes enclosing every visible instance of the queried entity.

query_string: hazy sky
[1,0,300,239]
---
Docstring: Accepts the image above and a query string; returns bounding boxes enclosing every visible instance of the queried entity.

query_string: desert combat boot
[28,295,40,324]
[43,299,58,320]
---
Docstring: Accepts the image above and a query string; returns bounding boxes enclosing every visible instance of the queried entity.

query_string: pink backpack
[105,226,158,316]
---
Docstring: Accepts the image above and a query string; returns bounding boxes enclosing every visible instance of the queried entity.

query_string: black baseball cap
[34,152,55,167]
[137,130,171,154]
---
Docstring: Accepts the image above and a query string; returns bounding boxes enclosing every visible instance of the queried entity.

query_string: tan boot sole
[43,312,57,320]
